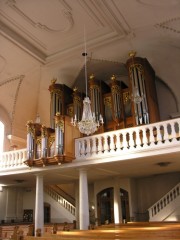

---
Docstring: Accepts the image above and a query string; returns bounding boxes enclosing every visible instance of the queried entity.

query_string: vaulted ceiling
[0,0,180,143]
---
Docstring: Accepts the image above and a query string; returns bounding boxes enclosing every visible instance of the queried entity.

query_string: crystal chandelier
[71,30,103,135]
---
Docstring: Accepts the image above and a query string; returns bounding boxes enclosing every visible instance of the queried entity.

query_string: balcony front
[0,117,179,185]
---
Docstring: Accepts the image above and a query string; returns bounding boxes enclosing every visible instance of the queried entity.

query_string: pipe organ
[126,52,160,125]
[25,54,160,167]
[110,75,124,128]
[49,78,73,129]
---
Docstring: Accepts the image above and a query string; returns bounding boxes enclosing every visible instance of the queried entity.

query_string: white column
[79,168,89,230]
[35,174,44,236]
[114,180,122,223]
[75,181,79,229]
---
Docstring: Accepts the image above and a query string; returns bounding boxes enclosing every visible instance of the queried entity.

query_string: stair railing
[148,182,180,220]
[44,185,75,216]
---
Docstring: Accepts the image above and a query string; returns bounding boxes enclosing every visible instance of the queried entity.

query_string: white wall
[136,172,180,214]
[156,79,178,121]
[0,187,7,222]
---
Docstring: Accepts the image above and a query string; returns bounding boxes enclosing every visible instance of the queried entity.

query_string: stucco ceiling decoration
[0,55,6,74]
[47,0,134,63]
[78,0,133,37]
[155,17,180,34]
[137,0,179,7]
[5,0,74,32]
[0,75,25,129]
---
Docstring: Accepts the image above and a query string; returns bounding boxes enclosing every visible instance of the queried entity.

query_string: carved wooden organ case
[25,54,160,167]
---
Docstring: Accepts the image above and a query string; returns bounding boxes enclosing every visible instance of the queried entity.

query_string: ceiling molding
[0,20,46,63]
[6,0,74,33]
[78,0,132,35]
[0,75,25,131]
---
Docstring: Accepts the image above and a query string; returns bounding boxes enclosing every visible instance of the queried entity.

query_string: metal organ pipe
[110,75,122,125]
[89,74,102,122]
[41,125,48,158]
[54,113,64,156]
[128,51,150,126]
[26,121,35,160]
[49,79,64,129]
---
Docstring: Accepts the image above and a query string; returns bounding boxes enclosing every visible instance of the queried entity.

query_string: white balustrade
[0,148,27,169]
[75,118,180,159]
[0,118,180,170]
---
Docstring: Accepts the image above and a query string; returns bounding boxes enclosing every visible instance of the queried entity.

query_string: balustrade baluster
[115,133,121,152]
[156,125,163,145]
[171,122,177,142]
[15,152,18,166]
[162,123,169,143]
[86,138,91,156]
[79,140,84,156]
[20,151,24,165]
[142,128,148,147]
[119,133,124,149]
[97,136,102,154]
[123,132,129,149]
[148,126,156,146]
[128,132,135,149]
[134,129,140,148]
[91,137,96,155]
[109,134,114,152]
[103,135,109,153]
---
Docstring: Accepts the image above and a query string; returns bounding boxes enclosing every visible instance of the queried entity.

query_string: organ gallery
[25,52,160,167]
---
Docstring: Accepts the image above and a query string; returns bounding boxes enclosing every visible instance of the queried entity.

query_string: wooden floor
[24,222,180,240]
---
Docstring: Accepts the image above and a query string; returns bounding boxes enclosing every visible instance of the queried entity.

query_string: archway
[0,121,4,154]
[120,188,130,222]
[97,187,114,225]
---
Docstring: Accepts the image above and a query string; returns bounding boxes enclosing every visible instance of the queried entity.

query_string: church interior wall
[156,78,178,121]
[0,172,180,223]
[0,187,7,222]
[135,172,180,214]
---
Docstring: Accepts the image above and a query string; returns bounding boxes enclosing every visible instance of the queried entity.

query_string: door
[97,187,114,225]
[120,188,130,222]
[44,203,50,223]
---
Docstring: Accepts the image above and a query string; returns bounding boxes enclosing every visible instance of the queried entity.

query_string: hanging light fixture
[71,28,103,135]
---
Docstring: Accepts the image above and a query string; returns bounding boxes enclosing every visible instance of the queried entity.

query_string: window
[0,121,4,154]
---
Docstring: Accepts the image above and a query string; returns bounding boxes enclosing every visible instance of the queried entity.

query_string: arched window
[0,121,4,154]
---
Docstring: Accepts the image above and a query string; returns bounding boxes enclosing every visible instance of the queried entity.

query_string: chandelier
[71,30,103,135]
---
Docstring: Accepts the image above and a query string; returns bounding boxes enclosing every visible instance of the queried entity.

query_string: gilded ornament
[51,78,57,84]
[111,85,120,94]
[129,51,136,58]
[123,92,130,104]
[41,125,48,138]
[48,136,55,148]
[26,121,35,138]
[104,96,112,108]
[111,75,116,82]
[129,64,144,74]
